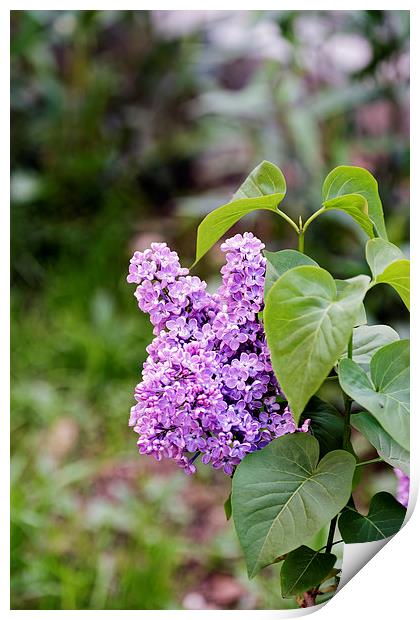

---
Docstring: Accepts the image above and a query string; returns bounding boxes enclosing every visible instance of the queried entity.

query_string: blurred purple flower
[395,468,409,508]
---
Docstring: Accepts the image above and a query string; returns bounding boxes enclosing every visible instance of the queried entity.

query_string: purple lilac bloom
[395,468,410,507]
[127,233,309,475]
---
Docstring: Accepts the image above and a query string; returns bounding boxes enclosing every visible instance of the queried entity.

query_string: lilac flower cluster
[395,469,409,508]
[127,233,309,475]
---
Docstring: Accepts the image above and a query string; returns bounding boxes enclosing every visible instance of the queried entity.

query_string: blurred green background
[11,10,409,610]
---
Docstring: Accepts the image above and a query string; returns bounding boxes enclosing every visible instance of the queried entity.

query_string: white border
[3,3,418,619]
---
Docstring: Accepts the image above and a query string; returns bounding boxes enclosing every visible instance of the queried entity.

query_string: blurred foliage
[11,9,409,609]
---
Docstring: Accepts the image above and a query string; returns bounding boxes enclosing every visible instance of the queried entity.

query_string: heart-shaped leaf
[301,397,344,457]
[366,239,410,310]
[323,194,374,238]
[338,492,406,543]
[280,546,337,598]
[264,249,318,297]
[231,433,355,577]
[194,161,286,265]
[352,412,409,475]
[264,266,370,419]
[335,280,367,327]
[338,324,399,370]
[338,340,409,450]
[322,165,387,239]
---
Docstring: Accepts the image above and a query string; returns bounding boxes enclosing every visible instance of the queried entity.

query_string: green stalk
[310,516,339,604]
[291,204,331,254]
[297,215,305,253]
[298,232,305,253]
[342,333,353,450]
[325,515,338,554]
[355,457,384,467]
[301,206,325,234]
[276,209,300,234]
[347,333,353,360]
[318,539,343,552]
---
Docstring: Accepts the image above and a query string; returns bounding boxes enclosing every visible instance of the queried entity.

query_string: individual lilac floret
[395,468,409,507]
[127,233,309,475]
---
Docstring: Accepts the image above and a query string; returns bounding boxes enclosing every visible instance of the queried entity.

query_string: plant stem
[342,333,353,450]
[342,394,352,447]
[318,539,344,552]
[276,209,300,234]
[289,204,327,255]
[347,333,353,360]
[301,206,325,234]
[355,457,384,467]
[309,518,339,607]
[325,515,339,554]
[298,232,305,253]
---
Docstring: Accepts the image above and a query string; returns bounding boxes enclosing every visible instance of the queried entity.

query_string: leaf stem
[301,206,325,234]
[276,209,300,234]
[355,457,384,468]
[281,204,327,254]
[318,539,344,552]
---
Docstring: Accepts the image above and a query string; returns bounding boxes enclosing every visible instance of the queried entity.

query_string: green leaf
[338,325,399,370]
[366,239,410,310]
[231,433,355,577]
[377,260,410,310]
[264,266,370,420]
[323,194,374,238]
[335,280,366,327]
[264,250,318,297]
[224,492,232,520]
[338,340,410,450]
[301,397,344,457]
[280,546,337,598]
[366,238,405,275]
[231,160,286,201]
[322,165,387,239]
[352,412,409,475]
[194,161,286,265]
[351,304,367,328]
[338,492,406,543]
